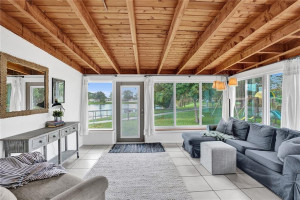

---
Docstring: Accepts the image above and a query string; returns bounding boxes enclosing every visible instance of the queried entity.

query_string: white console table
[1,122,79,165]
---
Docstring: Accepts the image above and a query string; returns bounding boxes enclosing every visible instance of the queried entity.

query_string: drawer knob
[73,127,75,129]
[53,135,56,138]
[65,131,67,133]
[39,140,42,143]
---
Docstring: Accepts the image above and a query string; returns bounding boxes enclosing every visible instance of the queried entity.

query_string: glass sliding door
[270,73,283,127]
[116,82,144,142]
[247,77,263,123]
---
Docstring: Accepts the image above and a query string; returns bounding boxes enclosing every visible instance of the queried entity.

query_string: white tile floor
[64,144,282,200]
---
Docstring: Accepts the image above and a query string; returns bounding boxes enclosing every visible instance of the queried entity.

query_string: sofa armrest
[207,124,217,131]
[51,176,108,200]
[283,155,300,175]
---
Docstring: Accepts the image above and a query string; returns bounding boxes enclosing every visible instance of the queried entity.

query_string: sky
[88,83,112,97]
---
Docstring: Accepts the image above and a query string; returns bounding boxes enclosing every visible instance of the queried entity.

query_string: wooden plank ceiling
[1,0,300,75]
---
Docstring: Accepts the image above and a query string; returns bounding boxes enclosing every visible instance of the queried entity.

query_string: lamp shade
[228,77,238,86]
[216,81,226,91]
[212,81,218,89]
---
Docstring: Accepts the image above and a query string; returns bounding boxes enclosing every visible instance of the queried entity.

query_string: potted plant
[53,110,64,122]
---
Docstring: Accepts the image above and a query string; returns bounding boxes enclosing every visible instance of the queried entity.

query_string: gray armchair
[7,174,108,200]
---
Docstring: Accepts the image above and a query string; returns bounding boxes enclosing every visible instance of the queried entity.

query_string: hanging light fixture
[228,77,238,86]
[212,81,218,89]
[216,81,226,91]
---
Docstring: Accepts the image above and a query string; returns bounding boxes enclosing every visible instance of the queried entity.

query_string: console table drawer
[69,125,78,132]
[32,136,47,150]
[60,128,70,137]
[48,131,59,142]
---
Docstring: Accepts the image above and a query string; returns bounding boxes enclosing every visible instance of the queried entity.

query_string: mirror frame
[0,52,49,118]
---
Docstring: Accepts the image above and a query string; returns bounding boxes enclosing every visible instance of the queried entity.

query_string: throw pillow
[216,118,233,135]
[275,128,298,152]
[230,117,249,140]
[247,123,276,151]
[278,137,300,162]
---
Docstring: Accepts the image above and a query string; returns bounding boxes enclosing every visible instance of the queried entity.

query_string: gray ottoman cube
[201,141,236,175]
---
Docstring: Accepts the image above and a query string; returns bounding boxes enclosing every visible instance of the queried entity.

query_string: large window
[154,83,174,126]
[88,83,113,129]
[234,74,283,127]
[247,77,263,123]
[234,80,245,120]
[270,73,283,127]
[154,82,222,127]
[202,83,223,125]
[176,83,199,126]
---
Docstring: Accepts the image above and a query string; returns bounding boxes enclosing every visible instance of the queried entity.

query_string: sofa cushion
[216,118,233,135]
[182,132,216,146]
[226,139,265,154]
[278,137,300,162]
[10,174,82,200]
[247,123,276,151]
[230,117,249,140]
[245,150,283,173]
[275,128,300,152]
[0,187,17,200]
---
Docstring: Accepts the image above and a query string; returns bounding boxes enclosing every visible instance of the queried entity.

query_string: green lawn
[155,107,222,126]
[89,122,112,129]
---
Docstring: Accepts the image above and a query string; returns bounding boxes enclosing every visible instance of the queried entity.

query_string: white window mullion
[245,79,248,121]
[173,83,176,127]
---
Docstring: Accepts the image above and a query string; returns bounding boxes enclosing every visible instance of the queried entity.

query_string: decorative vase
[54,117,62,122]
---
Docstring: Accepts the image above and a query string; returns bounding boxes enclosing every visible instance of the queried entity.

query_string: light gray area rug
[84,152,192,200]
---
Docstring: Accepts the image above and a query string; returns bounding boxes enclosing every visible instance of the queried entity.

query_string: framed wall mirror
[0,52,49,118]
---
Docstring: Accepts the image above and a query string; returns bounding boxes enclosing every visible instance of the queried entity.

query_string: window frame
[87,81,114,131]
[235,68,283,126]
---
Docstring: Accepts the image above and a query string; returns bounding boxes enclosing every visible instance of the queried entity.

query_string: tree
[123,90,134,101]
[154,83,173,108]
[176,83,199,123]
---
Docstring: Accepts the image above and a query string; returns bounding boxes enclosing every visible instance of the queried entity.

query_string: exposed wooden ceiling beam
[195,0,300,74]
[67,0,121,74]
[7,0,101,74]
[0,9,84,73]
[176,0,243,74]
[126,0,140,74]
[212,17,300,74]
[237,40,300,73]
[157,0,189,74]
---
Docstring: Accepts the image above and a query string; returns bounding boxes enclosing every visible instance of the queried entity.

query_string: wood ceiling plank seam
[212,16,300,74]
[6,0,101,74]
[196,0,300,74]
[176,0,244,74]
[0,9,84,73]
[66,0,121,74]
[156,0,189,74]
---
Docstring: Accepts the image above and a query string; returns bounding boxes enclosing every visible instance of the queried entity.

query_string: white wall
[0,26,83,158]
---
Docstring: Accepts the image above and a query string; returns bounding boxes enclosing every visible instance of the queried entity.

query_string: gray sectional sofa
[182,117,300,200]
